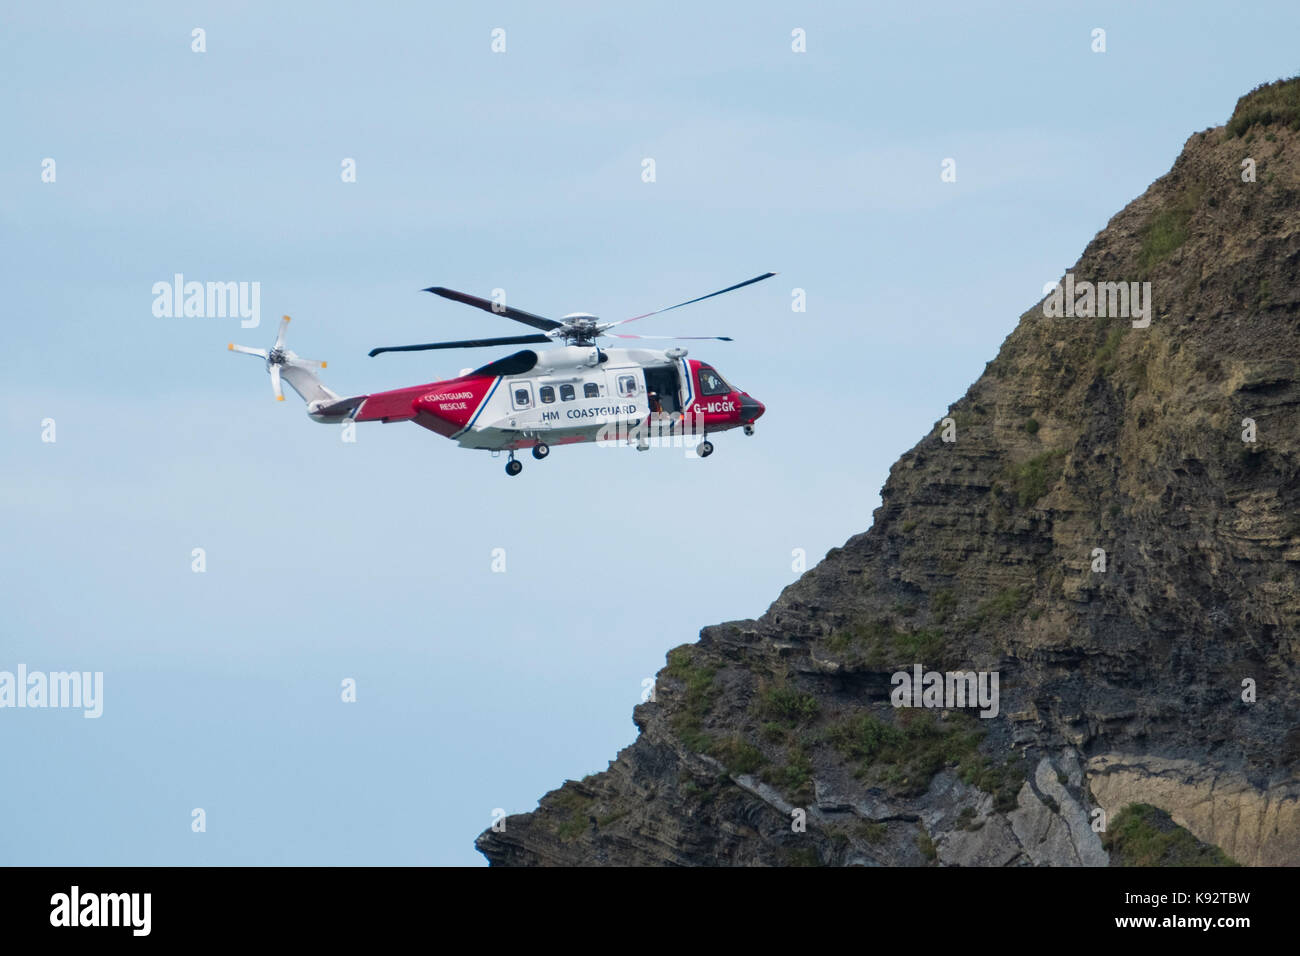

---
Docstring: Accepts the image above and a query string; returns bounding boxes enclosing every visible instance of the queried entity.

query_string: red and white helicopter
[229,273,770,475]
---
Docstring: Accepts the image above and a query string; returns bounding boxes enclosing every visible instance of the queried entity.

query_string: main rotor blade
[368,334,552,357]
[607,334,733,341]
[424,287,562,332]
[608,272,777,328]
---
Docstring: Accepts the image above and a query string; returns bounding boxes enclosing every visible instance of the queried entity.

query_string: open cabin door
[643,365,683,414]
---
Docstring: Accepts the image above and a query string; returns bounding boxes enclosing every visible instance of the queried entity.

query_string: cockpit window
[699,366,730,396]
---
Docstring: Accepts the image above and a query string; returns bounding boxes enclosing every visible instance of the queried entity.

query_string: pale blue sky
[2,2,1296,864]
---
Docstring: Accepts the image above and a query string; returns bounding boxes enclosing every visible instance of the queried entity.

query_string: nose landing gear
[505,453,523,476]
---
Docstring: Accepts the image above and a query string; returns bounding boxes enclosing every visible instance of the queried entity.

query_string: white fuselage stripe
[452,377,501,440]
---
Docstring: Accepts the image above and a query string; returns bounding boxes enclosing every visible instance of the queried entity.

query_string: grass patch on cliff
[1137,184,1205,275]
[551,788,596,841]
[830,712,904,762]
[858,821,887,844]
[1226,76,1300,138]
[969,585,1030,627]
[784,847,823,866]
[665,647,717,753]
[885,629,945,668]
[917,829,938,862]
[827,617,950,669]
[829,710,975,796]
[930,588,957,624]
[679,774,721,806]
[710,736,765,775]
[1102,804,1240,866]
[828,709,1026,806]
[761,742,814,803]
[959,752,1027,814]
[758,684,820,726]
[1006,450,1066,507]
[1093,325,1125,375]
[752,680,816,800]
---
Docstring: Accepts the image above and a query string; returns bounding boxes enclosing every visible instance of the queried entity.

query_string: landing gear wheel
[505,458,523,476]
[698,440,714,458]
[532,443,550,460]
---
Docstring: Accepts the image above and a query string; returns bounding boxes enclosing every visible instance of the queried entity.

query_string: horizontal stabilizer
[312,394,368,418]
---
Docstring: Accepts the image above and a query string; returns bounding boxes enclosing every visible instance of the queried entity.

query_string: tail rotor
[229,315,329,403]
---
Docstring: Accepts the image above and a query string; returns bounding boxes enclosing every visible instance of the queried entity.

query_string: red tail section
[354,375,498,439]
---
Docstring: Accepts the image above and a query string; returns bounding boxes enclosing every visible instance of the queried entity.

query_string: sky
[1,1,1297,865]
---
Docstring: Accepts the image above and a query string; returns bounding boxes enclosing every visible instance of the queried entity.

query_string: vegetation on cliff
[478,76,1300,867]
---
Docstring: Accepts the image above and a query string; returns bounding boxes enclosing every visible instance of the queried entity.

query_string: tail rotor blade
[228,344,268,358]
[290,357,327,370]
[274,315,291,350]
[270,363,284,401]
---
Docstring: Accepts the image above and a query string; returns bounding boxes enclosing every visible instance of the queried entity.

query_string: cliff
[478,77,1300,866]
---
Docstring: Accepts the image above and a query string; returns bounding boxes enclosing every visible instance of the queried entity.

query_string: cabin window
[617,374,637,396]
[584,382,600,398]
[560,384,576,401]
[510,383,532,409]
[699,366,730,396]
[540,386,555,404]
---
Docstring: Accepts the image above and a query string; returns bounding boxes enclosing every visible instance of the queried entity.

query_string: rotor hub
[556,313,603,346]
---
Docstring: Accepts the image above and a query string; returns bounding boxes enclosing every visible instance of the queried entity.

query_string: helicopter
[228,273,771,476]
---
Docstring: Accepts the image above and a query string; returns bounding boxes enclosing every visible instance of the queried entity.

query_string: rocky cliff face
[478,78,1300,867]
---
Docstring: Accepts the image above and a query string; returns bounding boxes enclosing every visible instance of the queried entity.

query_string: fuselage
[335,346,764,451]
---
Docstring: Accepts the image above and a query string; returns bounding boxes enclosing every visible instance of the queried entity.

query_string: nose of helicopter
[739,393,765,423]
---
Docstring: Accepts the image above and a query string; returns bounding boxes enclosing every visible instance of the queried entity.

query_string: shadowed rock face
[478,78,1300,867]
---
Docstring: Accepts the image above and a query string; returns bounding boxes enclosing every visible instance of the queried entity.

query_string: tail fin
[279,362,339,405]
